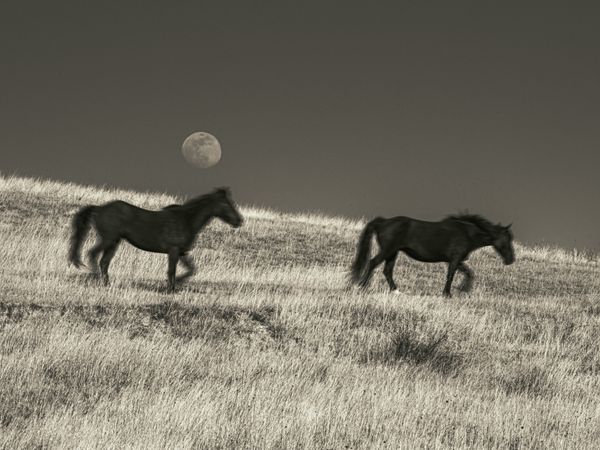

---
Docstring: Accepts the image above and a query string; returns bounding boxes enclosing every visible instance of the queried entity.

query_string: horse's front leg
[167,248,180,293]
[457,262,474,292]
[443,260,460,297]
[176,253,196,283]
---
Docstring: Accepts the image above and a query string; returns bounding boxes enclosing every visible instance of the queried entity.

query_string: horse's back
[383,216,448,236]
[405,217,473,241]
[378,216,471,261]
[92,200,181,249]
[94,200,170,229]
[99,200,149,212]
[374,216,412,246]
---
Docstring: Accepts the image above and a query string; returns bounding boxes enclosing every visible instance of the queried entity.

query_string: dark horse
[350,214,515,297]
[69,188,243,292]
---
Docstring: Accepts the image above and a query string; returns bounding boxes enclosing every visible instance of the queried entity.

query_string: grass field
[0,174,599,449]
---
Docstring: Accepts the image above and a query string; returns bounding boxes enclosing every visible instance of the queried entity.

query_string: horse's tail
[350,217,385,284]
[69,205,96,268]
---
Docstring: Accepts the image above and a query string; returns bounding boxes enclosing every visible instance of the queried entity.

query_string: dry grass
[0,174,599,449]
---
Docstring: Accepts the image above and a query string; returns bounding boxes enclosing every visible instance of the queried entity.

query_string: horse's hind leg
[87,241,106,275]
[166,248,180,293]
[99,241,120,286]
[443,260,460,297]
[457,263,474,292]
[383,252,400,293]
[176,253,196,283]
[359,253,385,288]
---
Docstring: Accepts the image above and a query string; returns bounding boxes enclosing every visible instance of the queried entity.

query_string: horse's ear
[505,223,512,230]
[215,187,231,197]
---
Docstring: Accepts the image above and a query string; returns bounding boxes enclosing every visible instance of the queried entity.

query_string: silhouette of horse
[69,187,243,292]
[350,214,514,297]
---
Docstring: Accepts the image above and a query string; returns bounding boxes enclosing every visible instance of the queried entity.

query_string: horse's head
[212,187,243,228]
[492,224,515,265]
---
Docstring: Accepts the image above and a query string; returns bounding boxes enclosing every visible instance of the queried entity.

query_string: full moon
[181,132,222,168]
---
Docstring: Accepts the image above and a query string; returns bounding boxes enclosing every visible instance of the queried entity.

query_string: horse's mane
[162,191,219,211]
[182,192,218,206]
[446,214,499,236]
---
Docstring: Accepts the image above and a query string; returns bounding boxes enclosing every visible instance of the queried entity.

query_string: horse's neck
[188,206,212,231]
[187,199,223,231]
[190,211,211,231]
[464,224,494,250]
[472,232,494,250]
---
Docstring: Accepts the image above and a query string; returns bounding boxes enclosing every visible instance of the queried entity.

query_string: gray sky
[1,2,599,251]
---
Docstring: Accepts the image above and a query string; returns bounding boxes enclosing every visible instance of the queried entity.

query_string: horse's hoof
[391,289,401,295]
[86,272,101,282]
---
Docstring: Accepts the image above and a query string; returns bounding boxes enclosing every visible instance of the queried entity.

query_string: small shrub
[496,365,550,397]
[363,324,462,376]
[143,301,290,344]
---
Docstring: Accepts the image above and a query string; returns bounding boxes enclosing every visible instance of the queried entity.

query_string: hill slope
[0,175,599,449]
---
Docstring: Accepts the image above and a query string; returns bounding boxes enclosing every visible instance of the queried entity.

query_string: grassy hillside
[0,174,599,449]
